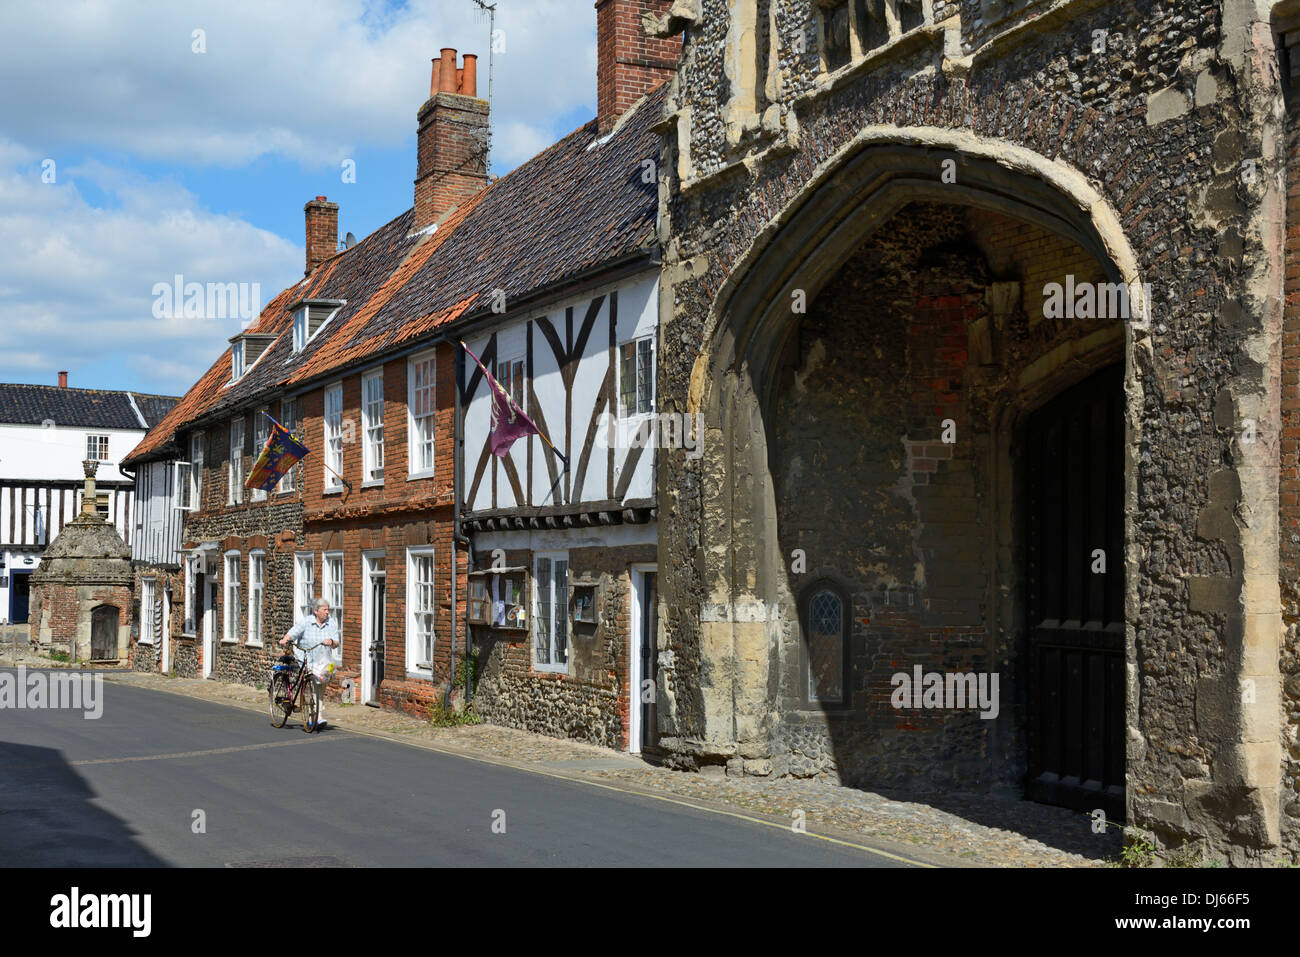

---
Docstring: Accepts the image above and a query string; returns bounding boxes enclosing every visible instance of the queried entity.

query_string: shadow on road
[0,740,171,867]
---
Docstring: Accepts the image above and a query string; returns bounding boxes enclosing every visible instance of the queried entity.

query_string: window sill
[247,639,264,648]
[533,664,569,675]
[406,470,436,482]
[220,638,239,645]
[361,479,385,489]
[323,486,344,496]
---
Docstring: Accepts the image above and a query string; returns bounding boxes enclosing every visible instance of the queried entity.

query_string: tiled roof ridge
[1,381,177,400]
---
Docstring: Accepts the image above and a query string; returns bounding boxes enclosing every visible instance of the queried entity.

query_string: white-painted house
[0,378,178,625]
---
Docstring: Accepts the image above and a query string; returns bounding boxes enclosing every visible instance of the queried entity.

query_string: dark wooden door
[639,571,658,752]
[91,605,119,660]
[10,572,30,624]
[1025,366,1125,821]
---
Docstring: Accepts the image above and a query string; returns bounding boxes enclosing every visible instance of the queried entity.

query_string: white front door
[629,565,658,754]
[361,552,386,706]
[202,581,217,678]
[160,588,171,675]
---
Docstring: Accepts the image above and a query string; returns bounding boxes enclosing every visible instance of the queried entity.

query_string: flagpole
[258,409,352,493]
[460,340,569,471]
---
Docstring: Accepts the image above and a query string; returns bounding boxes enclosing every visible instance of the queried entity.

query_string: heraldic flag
[245,417,310,492]
[462,341,543,458]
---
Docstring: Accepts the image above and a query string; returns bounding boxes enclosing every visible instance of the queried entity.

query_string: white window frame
[292,307,308,354]
[232,341,246,381]
[183,554,197,636]
[617,334,656,419]
[190,432,204,507]
[140,577,156,645]
[223,551,241,644]
[87,433,110,461]
[532,551,570,674]
[251,409,269,502]
[228,417,244,505]
[323,551,344,665]
[278,398,298,493]
[173,460,193,511]
[324,381,344,493]
[407,350,437,478]
[294,552,315,624]
[362,370,385,485]
[247,550,266,646]
[406,546,436,674]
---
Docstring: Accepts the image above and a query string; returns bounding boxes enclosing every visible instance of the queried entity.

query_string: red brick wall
[596,0,681,134]
[295,341,466,714]
[414,91,489,231]
[304,197,338,276]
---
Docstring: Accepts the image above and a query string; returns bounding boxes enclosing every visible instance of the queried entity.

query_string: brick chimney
[596,0,681,134]
[58,371,67,388]
[304,196,339,275]
[414,48,489,232]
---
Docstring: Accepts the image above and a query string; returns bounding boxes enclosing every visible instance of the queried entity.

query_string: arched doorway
[676,138,1145,814]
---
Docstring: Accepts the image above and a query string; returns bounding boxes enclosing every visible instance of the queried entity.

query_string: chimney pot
[462,54,477,97]
[58,371,68,388]
[439,48,458,94]
[430,57,441,98]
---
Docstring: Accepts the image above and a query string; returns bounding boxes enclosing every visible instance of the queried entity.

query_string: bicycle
[268,642,326,733]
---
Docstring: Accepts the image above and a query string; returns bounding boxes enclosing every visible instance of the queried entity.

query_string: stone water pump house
[645,0,1300,863]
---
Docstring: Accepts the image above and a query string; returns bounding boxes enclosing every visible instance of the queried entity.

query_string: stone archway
[658,132,1154,818]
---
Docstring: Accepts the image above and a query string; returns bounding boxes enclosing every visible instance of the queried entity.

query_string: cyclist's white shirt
[286,616,339,675]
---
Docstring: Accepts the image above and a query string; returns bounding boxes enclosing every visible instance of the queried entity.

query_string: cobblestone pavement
[78,668,1121,868]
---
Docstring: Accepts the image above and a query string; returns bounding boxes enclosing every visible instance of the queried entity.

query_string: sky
[0,0,600,398]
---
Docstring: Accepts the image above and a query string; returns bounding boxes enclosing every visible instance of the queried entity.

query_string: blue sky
[0,0,600,397]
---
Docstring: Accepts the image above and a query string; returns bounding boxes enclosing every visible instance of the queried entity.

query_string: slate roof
[124,85,665,466]
[0,383,179,430]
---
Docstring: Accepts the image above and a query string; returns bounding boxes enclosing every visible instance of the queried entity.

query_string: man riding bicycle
[280,597,340,729]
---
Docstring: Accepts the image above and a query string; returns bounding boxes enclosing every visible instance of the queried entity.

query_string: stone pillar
[80,459,99,517]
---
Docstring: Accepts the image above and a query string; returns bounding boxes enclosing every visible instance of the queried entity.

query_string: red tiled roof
[123,86,665,466]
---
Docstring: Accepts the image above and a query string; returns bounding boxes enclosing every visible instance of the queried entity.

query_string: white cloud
[0,0,599,169]
[0,144,301,393]
[0,0,609,396]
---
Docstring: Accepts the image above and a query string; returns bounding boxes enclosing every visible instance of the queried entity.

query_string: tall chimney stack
[58,371,68,388]
[304,196,339,275]
[414,48,490,232]
[596,0,681,134]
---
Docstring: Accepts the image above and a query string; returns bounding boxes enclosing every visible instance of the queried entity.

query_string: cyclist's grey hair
[314,598,331,610]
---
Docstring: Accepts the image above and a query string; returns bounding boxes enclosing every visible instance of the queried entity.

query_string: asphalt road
[0,669,918,867]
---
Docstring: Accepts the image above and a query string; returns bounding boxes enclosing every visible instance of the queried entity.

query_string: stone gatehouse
[652,0,1298,863]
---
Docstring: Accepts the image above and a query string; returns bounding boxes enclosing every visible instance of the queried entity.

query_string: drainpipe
[452,342,474,703]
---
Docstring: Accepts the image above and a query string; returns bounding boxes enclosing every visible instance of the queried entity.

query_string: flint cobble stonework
[655,0,1290,864]
[473,543,652,749]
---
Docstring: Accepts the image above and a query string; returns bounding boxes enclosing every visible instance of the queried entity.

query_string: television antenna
[470,0,497,172]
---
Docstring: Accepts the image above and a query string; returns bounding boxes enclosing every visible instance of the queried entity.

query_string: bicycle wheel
[301,678,319,733]
[269,673,291,728]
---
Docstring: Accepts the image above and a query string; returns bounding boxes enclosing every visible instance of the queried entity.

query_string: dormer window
[289,299,345,354]
[229,333,275,382]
